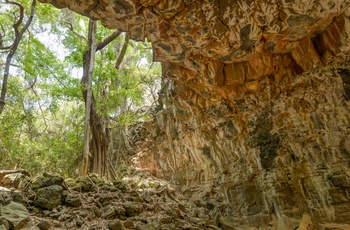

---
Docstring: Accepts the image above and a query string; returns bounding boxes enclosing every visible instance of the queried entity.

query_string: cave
[39,0,350,228]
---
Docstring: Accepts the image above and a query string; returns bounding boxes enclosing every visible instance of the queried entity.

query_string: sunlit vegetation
[0,0,161,177]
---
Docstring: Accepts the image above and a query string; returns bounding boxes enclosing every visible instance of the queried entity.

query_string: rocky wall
[132,61,350,228]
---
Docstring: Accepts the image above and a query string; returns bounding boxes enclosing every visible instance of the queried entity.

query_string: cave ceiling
[39,0,350,105]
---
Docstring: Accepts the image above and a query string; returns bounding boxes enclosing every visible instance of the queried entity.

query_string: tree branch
[7,0,24,39]
[0,0,36,115]
[96,30,121,52]
[118,44,138,70]
[0,24,5,50]
[25,75,37,90]
[61,20,87,41]
[0,1,24,50]
[115,32,129,69]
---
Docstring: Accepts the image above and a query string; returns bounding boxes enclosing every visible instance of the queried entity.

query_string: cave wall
[133,62,350,228]
[39,0,350,228]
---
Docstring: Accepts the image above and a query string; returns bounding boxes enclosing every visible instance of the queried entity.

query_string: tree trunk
[81,19,97,176]
[81,20,117,180]
[90,98,109,177]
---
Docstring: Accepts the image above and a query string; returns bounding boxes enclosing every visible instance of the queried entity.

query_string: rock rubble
[0,170,224,230]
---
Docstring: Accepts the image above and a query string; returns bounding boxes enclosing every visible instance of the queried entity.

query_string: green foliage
[0,76,84,176]
[1,2,83,176]
[0,2,161,176]
[92,32,161,127]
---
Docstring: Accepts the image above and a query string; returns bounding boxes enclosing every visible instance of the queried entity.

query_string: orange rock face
[40,0,350,228]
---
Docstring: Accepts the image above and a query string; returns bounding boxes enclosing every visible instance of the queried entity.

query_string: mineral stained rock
[39,0,350,228]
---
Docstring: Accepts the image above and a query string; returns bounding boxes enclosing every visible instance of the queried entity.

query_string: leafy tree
[0,0,36,114]
[0,1,84,175]
[0,3,161,178]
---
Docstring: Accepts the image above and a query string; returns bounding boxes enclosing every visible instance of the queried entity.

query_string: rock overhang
[39,0,350,107]
[38,0,350,60]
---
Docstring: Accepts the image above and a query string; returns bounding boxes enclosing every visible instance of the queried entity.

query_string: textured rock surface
[132,63,350,228]
[2,172,218,229]
[0,201,30,230]
[33,185,64,210]
[39,0,350,228]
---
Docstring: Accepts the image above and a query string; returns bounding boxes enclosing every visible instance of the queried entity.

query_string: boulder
[36,220,51,230]
[2,173,26,188]
[64,193,82,207]
[122,202,142,217]
[0,201,30,230]
[9,191,26,205]
[33,185,63,210]
[0,217,9,230]
[108,219,125,230]
[31,173,64,190]
[101,206,116,220]
[0,192,12,205]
